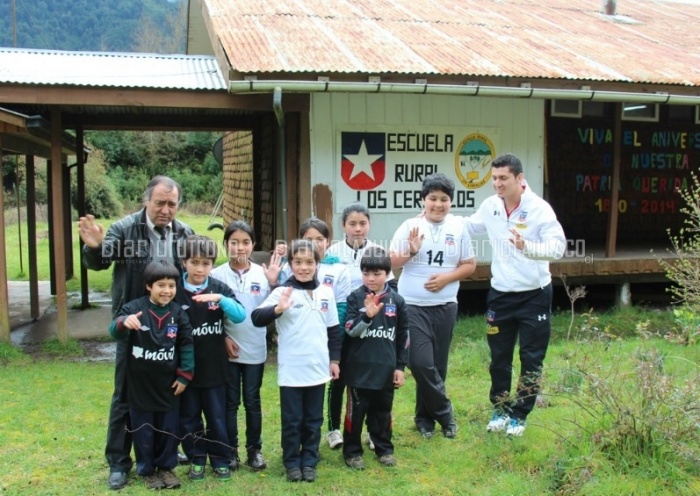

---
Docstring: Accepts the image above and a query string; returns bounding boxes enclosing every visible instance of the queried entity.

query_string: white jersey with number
[210,262,269,364]
[390,214,474,306]
[326,239,395,291]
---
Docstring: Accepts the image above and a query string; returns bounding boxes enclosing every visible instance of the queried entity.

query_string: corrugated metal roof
[0,48,227,90]
[204,0,700,85]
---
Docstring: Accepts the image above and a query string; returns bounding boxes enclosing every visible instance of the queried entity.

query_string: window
[551,99,582,118]
[621,103,659,122]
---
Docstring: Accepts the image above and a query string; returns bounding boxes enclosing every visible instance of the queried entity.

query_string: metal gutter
[230,80,700,105]
[273,86,288,241]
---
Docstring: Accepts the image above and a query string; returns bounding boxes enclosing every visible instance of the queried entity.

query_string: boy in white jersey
[210,221,283,472]
[390,173,476,439]
[464,153,565,437]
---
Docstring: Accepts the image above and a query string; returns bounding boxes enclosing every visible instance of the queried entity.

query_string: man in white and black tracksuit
[465,153,566,437]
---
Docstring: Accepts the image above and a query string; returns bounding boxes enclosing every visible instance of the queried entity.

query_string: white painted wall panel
[309,93,544,256]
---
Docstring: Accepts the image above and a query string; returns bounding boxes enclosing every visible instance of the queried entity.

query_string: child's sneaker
[213,466,232,481]
[142,473,165,490]
[344,456,365,470]
[286,467,302,482]
[486,411,510,432]
[189,464,205,481]
[326,429,343,449]
[506,418,526,437]
[377,454,396,467]
[301,466,316,482]
[159,469,181,489]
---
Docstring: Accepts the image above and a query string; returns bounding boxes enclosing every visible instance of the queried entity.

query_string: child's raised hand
[363,293,384,318]
[275,243,288,258]
[263,251,283,285]
[191,293,222,304]
[172,380,186,396]
[123,311,143,330]
[274,287,294,314]
[408,226,424,256]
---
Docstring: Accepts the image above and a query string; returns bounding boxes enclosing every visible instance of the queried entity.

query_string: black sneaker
[286,467,302,482]
[189,464,205,481]
[417,427,435,439]
[301,466,316,482]
[246,449,267,471]
[108,471,128,490]
[229,450,240,471]
[443,420,459,439]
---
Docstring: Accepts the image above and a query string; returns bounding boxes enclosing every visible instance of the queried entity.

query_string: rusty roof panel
[0,48,227,90]
[204,0,700,85]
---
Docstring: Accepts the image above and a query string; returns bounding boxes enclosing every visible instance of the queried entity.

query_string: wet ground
[9,281,116,361]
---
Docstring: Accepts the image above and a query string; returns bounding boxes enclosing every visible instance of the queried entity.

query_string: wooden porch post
[0,142,10,342]
[26,155,39,319]
[50,110,68,342]
[605,102,622,258]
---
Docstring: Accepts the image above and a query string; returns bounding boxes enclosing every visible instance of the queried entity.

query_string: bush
[71,150,123,219]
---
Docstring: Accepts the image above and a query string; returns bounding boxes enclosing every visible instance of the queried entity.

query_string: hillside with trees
[0,0,187,53]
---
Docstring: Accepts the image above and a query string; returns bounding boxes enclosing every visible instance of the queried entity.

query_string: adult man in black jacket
[79,176,194,490]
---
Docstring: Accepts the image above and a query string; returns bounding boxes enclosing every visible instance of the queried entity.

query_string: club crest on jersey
[250,282,261,295]
[166,324,178,339]
[445,234,455,246]
[322,274,335,287]
[208,301,220,310]
[384,304,397,317]
[320,299,330,312]
[518,211,528,222]
[486,310,496,322]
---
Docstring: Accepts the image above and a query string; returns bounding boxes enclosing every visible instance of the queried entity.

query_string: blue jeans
[226,362,265,451]
[180,383,231,469]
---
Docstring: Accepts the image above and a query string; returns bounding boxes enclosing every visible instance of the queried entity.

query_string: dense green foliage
[0,0,186,52]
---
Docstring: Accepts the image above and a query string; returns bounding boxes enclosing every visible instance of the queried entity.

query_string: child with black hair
[390,173,476,440]
[342,247,408,470]
[176,235,246,482]
[251,239,341,483]
[210,220,282,472]
[109,261,194,490]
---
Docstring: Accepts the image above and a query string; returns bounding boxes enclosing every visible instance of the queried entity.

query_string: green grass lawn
[2,316,700,495]
[4,213,228,292]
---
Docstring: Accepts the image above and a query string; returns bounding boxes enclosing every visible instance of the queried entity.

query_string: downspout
[273,86,287,242]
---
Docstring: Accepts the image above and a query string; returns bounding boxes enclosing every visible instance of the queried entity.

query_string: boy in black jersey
[109,261,194,490]
[342,248,409,470]
[176,236,246,482]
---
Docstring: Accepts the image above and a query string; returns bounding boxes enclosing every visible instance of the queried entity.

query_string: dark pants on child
[326,375,345,432]
[279,384,324,469]
[226,361,265,451]
[130,407,179,475]
[408,303,458,431]
[106,339,133,474]
[343,386,394,458]
[180,383,231,469]
[486,284,552,421]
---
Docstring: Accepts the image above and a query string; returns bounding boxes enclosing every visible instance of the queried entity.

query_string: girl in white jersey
[390,173,476,439]
[210,221,282,473]
[326,201,397,291]
[280,218,352,449]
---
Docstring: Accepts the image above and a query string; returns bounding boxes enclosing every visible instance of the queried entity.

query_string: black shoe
[302,466,316,482]
[108,471,128,490]
[286,467,302,482]
[229,450,241,471]
[443,420,459,439]
[417,427,435,439]
[177,450,189,465]
[246,449,267,471]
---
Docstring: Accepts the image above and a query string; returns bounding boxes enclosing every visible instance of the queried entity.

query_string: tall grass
[1,315,699,495]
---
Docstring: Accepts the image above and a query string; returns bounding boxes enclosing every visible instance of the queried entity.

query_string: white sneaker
[486,412,510,432]
[327,429,343,449]
[505,418,526,437]
[364,433,375,451]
